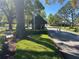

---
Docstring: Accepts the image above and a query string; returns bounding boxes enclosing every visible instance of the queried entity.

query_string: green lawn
[15,34,62,59]
[0,31,62,59]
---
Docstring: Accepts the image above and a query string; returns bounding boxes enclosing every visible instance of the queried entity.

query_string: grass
[15,34,62,59]
[0,30,62,59]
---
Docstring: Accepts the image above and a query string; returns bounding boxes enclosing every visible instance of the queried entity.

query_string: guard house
[32,14,47,30]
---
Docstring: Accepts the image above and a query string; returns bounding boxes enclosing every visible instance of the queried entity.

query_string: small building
[32,14,47,30]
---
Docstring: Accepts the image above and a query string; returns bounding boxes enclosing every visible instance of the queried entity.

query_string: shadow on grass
[15,34,62,59]
[24,36,57,51]
[15,49,61,59]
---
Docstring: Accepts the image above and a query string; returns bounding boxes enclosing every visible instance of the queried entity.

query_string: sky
[40,0,69,16]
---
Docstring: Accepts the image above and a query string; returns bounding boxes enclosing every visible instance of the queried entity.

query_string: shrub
[74,28,79,32]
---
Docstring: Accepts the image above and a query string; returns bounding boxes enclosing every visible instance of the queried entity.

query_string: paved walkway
[47,28,79,59]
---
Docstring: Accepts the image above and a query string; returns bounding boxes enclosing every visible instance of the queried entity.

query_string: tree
[45,0,64,4]
[14,0,45,38]
[48,14,63,26]
[40,10,46,20]
[70,0,77,8]
[0,0,15,30]
[34,0,44,12]
[48,14,54,25]
[45,0,78,8]
[15,0,25,39]
[75,17,79,25]
[24,0,33,29]
[13,0,78,39]
[57,1,79,27]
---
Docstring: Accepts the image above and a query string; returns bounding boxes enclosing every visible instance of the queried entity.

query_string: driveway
[47,28,79,59]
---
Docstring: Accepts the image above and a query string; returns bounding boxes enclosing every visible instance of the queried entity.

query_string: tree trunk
[71,9,75,28]
[2,8,13,30]
[15,0,25,39]
[8,17,13,30]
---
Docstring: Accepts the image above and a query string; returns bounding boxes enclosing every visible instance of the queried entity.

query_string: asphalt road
[48,28,79,59]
